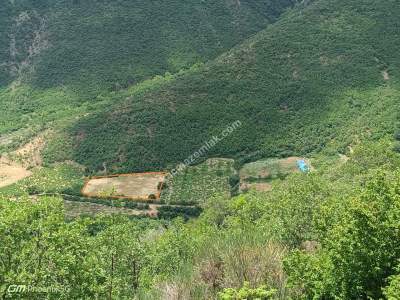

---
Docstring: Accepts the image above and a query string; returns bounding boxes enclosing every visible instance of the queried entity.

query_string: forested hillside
[47,0,400,173]
[0,0,293,90]
[0,0,295,156]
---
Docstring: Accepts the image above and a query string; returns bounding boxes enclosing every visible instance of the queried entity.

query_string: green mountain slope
[0,0,294,91]
[0,0,295,155]
[62,0,400,172]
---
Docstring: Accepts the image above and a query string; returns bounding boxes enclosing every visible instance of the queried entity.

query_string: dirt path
[63,199,198,218]
[0,156,32,188]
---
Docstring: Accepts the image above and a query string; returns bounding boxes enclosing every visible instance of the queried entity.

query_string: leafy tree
[143,218,196,285]
[383,268,400,300]
[93,215,148,299]
[285,171,400,299]
[0,196,100,299]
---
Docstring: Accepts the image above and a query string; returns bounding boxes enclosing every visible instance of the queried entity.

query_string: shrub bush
[157,206,202,220]
[394,130,400,141]
[393,142,400,153]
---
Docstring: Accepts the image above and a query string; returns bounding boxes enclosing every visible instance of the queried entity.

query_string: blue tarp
[297,159,310,173]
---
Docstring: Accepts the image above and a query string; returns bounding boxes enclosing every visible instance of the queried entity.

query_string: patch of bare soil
[0,156,32,188]
[280,156,314,172]
[13,134,46,168]
[240,182,272,192]
[239,156,312,192]
[278,156,304,170]
[339,154,349,163]
[382,70,390,81]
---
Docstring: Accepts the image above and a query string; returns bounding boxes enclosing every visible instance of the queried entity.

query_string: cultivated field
[161,158,235,205]
[82,172,166,200]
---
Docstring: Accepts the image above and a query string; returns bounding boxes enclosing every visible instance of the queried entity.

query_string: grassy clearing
[239,156,311,192]
[240,157,310,181]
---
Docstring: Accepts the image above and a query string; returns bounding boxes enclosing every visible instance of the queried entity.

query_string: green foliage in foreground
[0,196,168,299]
[393,142,400,153]
[383,269,400,300]
[285,172,400,299]
[2,139,400,299]
[150,139,400,299]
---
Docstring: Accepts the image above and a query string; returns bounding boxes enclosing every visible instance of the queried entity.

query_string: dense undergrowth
[2,138,400,299]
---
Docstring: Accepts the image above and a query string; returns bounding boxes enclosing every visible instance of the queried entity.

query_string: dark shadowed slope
[0,0,295,91]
